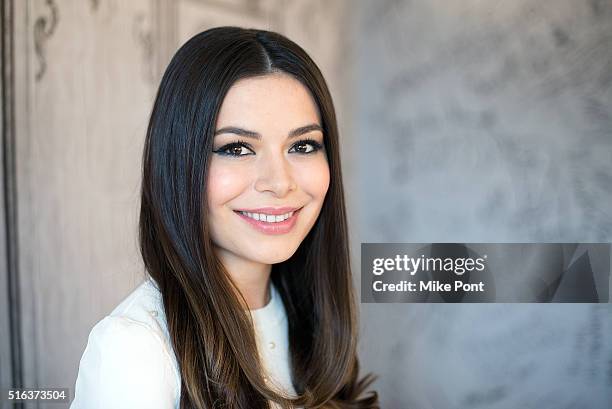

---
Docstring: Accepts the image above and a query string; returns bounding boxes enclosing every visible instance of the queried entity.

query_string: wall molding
[33,0,58,81]
[1,0,23,400]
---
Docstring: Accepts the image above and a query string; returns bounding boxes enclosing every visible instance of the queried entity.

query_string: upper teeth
[240,211,294,222]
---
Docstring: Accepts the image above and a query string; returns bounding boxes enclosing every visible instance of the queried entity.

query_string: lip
[234,207,302,235]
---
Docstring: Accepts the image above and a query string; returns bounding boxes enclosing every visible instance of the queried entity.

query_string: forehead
[215,73,321,129]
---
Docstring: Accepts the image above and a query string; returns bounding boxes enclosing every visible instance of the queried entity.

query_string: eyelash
[212,139,324,157]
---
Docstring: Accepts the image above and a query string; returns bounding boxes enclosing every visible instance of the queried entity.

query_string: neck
[214,245,272,309]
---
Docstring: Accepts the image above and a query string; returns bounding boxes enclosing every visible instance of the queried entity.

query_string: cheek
[207,161,250,208]
[295,157,330,200]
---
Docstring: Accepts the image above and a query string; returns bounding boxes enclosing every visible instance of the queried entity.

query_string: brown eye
[294,142,311,153]
[213,142,254,157]
[289,139,323,154]
[229,146,246,155]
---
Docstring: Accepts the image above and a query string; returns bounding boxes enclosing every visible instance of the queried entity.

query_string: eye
[289,139,323,154]
[212,142,255,157]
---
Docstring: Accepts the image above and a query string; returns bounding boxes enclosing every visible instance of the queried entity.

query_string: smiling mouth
[233,207,303,234]
[234,210,295,223]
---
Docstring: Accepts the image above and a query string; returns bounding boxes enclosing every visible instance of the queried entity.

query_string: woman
[71,26,379,409]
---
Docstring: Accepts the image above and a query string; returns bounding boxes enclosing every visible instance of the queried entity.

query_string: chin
[247,243,300,265]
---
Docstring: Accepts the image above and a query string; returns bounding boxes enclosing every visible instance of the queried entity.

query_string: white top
[70,276,296,409]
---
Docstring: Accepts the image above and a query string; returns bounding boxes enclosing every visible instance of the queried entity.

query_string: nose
[254,151,297,197]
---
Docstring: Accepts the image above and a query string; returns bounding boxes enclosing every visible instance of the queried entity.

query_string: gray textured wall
[352,1,612,408]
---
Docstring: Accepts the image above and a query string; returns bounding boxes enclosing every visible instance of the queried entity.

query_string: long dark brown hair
[138,26,379,409]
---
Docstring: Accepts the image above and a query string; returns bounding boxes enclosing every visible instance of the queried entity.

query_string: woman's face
[207,72,330,266]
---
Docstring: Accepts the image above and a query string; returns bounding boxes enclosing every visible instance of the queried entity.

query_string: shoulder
[71,277,180,409]
[107,276,172,341]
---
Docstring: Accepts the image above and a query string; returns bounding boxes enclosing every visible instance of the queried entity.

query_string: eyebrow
[213,123,323,140]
